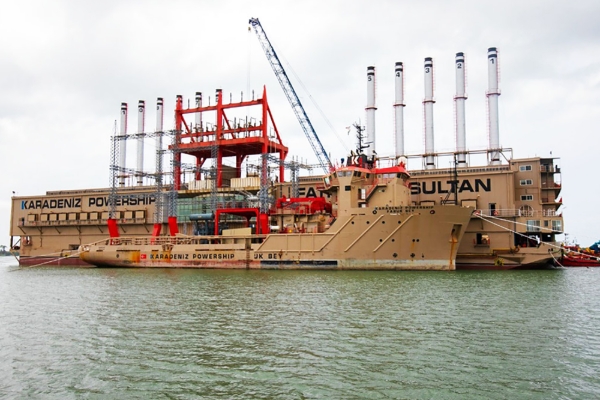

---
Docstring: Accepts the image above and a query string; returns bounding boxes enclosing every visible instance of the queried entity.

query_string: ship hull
[83,257,462,271]
[80,205,473,271]
[559,257,600,267]
[456,248,559,270]
[17,255,94,267]
[456,261,554,271]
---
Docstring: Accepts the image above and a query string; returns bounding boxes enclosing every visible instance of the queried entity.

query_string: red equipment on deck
[275,197,332,214]
[172,86,288,190]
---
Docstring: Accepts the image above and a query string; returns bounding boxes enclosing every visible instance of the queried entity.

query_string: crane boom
[249,17,332,174]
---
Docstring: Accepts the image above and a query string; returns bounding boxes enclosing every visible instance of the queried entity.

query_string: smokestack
[119,103,128,186]
[394,62,405,158]
[423,57,435,169]
[366,66,377,157]
[195,92,202,133]
[487,47,501,165]
[155,97,164,173]
[154,97,165,226]
[455,52,468,167]
[156,98,164,131]
[136,100,145,186]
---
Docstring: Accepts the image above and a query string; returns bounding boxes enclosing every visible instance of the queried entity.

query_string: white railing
[475,209,561,218]
[100,234,267,247]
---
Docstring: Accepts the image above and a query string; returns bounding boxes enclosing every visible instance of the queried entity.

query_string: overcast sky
[1,0,599,247]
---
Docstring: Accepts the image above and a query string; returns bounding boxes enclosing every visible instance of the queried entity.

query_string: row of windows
[518,164,559,175]
[335,171,403,179]
[25,211,146,222]
[412,166,509,177]
[526,219,562,231]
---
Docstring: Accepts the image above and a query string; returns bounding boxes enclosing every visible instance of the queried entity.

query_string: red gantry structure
[171,86,288,190]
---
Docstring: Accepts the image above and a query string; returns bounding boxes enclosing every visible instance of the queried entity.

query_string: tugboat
[79,153,474,270]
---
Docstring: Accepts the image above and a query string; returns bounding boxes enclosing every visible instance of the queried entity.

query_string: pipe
[455,52,468,167]
[487,47,501,165]
[394,62,405,158]
[195,92,202,133]
[423,57,435,169]
[366,66,377,157]
[136,100,145,186]
[119,103,127,186]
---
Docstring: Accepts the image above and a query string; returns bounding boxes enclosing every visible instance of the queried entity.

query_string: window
[552,220,562,232]
[526,220,541,232]
[520,179,533,185]
[475,233,490,245]
[520,165,532,171]
[521,195,533,201]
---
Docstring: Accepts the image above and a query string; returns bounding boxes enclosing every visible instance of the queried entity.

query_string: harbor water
[1,257,599,399]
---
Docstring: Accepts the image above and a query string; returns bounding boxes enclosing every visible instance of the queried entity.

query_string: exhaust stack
[487,47,501,165]
[366,66,377,157]
[394,62,405,158]
[153,97,164,232]
[455,52,468,167]
[136,100,145,186]
[155,97,164,173]
[195,92,202,133]
[119,103,128,186]
[423,57,435,169]
[156,98,164,132]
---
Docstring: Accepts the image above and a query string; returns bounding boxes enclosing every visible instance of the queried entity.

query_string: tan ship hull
[456,247,560,270]
[16,255,91,267]
[80,205,473,271]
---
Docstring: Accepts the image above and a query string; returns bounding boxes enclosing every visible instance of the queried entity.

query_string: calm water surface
[1,257,599,399]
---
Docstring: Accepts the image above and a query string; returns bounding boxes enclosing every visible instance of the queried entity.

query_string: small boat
[560,243,600,267]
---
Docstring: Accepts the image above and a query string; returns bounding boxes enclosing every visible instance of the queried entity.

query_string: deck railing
[476,209,561,218]
[100,234,267,247]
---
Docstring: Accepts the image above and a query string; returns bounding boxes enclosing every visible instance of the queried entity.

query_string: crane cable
[247,26,350,155]
[279,53,350,154]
